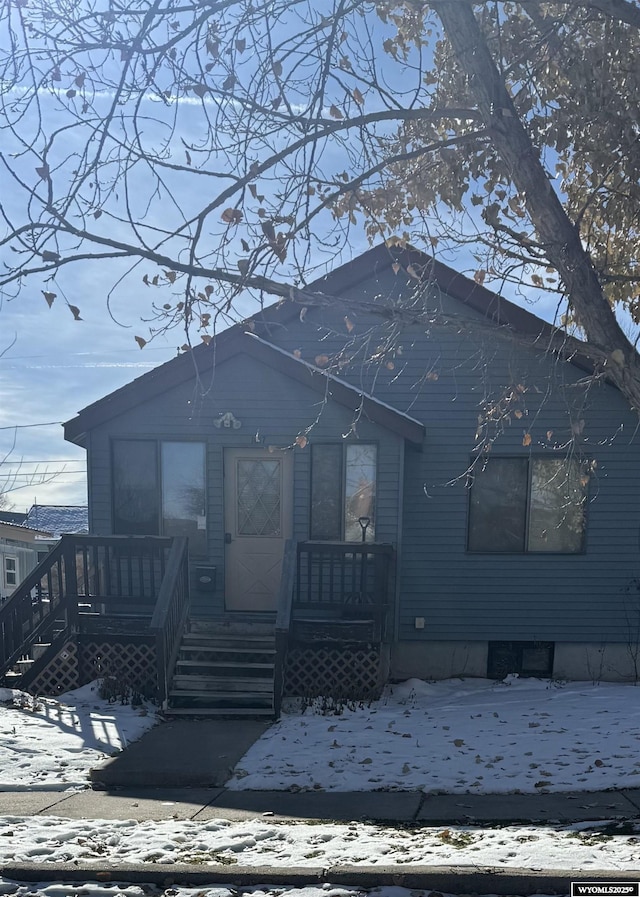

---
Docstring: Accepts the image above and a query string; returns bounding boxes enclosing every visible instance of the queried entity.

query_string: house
[2,243,639,713]
[0,520,55,601]
[23,505,89,539]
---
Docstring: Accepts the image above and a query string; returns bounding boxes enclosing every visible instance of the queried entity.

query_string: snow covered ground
[0,682,157,790]
[229,676,640,794]
[1,676,640,896]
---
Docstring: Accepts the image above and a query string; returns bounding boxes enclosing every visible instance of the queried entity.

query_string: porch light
[214,411,241,429]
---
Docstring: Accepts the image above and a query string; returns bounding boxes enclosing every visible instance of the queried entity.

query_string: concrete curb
[2,862,638,894]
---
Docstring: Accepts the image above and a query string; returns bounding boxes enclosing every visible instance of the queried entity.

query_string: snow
[228,676,640,793]
[0,682,157,790]
[1,676,640,896]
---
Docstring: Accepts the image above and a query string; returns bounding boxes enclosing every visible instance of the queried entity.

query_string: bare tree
[1,1,639,404]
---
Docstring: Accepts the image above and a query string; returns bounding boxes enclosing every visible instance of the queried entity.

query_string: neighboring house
[2,244,640,712]
[24,505,88,538]
[0,521,55,601]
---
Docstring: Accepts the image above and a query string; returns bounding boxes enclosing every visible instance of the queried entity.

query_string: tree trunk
[433,0,640,412]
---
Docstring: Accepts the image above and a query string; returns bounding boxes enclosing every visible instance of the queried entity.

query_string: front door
[223,447,293,611]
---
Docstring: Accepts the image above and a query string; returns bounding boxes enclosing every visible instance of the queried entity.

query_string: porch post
[62,536,79,632]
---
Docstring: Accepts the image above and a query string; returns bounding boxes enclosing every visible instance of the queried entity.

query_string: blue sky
[0,6,587,513]
[0,233,568,513]
[0,283,178,509]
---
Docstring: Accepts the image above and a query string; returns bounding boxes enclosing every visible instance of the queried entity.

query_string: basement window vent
[487,641,554,680]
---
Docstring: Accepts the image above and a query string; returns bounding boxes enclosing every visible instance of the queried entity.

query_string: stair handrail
[274,538,296,719]
[0,537,67,678]
[150,536,189,708]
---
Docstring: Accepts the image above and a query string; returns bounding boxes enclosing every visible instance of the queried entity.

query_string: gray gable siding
[86,351,403,618]
[255,266,640,644]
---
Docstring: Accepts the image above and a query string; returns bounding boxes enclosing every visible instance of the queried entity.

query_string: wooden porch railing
[150,536,190,708]
[274,539,297,719]
[274,541,394,649]
[295,541,394,637]
[0,534,175,687]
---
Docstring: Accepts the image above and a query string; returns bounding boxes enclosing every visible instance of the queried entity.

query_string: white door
[223,448,293,611]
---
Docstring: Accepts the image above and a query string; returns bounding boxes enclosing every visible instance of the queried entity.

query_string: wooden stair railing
[274,539,296,719]
[0,538,71,683]
[150,536,190,709]
[0,534,176,691]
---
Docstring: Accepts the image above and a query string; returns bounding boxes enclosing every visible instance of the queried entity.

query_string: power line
[2,346,174,361]
[0,421,63,431]
[0,459,86,466]
[0,468,87,483]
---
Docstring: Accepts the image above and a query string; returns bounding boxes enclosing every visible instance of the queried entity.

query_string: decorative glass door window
[237,459,282,536]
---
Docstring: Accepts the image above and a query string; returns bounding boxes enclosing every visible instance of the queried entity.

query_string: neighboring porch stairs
[166,621,277,718]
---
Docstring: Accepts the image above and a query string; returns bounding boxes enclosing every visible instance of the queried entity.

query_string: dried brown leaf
[221,207,243,225]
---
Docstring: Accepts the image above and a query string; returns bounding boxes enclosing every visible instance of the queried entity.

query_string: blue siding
[80,258,640,644]
[87,351,403,618]
[256,266,640,644]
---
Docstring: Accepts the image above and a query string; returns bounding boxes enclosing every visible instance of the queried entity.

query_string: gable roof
[63,244,567,446]
[0,519,54,541]
[64,328,425,445]
[25,505,88,537]
[0,511,29,526]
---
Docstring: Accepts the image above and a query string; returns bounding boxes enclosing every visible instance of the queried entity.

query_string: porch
[0,535,395,717]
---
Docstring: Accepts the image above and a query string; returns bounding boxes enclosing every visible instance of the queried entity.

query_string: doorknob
[225,532,233,544]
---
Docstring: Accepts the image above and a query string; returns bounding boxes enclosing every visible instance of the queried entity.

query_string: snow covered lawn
[2,812,640,869]
[228,676,640,794]
[1,675,640,796]
[2,676,640,893]
[0,682,157,791]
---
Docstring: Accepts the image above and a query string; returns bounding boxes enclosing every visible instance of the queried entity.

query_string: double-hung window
[4,556,17,589]
[310,443,377,542]
[112,440,207,554]
[468,456,587,553]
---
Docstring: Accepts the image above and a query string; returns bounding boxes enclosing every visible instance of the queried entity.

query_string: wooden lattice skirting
[27,636,156,697]
[28,641,80,696]
[284,645,383,700]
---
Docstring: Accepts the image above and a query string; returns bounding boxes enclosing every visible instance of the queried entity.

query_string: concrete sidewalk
[0,717,638,825]
[0,781,639,825]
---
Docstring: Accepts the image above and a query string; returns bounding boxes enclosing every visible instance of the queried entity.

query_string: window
[112,440,206,554]
[310,443,377,541]
[5,556,17,588]
[468,456,587,553]
[488,641,555,679]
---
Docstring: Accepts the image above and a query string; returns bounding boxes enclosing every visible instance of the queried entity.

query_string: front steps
[166,621,277,718]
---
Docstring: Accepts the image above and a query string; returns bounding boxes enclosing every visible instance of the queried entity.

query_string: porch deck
[0,535,395,716]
